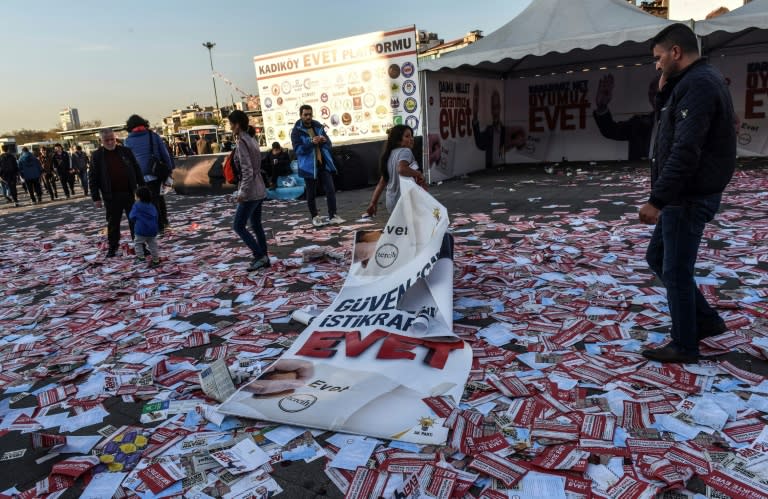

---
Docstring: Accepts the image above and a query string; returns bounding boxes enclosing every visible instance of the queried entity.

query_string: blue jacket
[290,119,336,179]
[129,201,159,237]
[649,59,736,209]
[17,152,42,180]
[124,129,174,180]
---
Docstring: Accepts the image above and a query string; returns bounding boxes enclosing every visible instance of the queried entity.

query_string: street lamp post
[202,41,221,119]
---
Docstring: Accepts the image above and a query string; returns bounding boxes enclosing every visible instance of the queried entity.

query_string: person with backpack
[124,115,174,232]
[228,110,270,271]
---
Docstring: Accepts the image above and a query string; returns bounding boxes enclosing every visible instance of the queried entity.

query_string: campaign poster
[254,26,421,147]
[219,180,472,445]
[504,65,659,163]
[424,73,506,182]
[710,54,768,156]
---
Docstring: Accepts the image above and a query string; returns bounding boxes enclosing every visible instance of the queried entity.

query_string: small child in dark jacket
[129,186,161,267]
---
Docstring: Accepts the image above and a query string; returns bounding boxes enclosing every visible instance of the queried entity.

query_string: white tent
[695,0,768,55]
[420,0,674,77]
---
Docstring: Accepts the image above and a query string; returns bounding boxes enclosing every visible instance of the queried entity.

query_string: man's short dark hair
[135,186,152,203]
[54,143,62,149]
[76,145,83,151]
[21,147,29,153]
[652,23,699,55]
[271,141,281,149]
[1,145,7,152]
[299,104,313,115]
[126,114,149,132]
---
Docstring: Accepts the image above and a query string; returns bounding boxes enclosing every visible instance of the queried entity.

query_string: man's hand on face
[639,202,660,225]
[595,74,615,112]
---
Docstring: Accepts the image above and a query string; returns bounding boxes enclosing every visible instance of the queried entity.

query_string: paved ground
[1,159,767,497]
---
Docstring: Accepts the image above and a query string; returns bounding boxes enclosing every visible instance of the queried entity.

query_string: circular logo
[320,92,329,103]
[263,97,273,109]
[401,61,415,78]
[281,81,291,94]
[388,63,401,79]
[402,80,416,96]
[278,394,317,413]
[738,133,752,145]
[320,106,331,119]
[375,243,399,268]
[271,84,280,96]
[405,115,419,129]
[403,97,417,113]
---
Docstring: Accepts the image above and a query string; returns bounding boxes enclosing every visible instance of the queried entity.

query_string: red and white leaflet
[551,319,595,347]
[723,418,765,443]
[720,360,764,385]
[477,488,507,499]
[530,445,589,471]
[663,442,711,476]
[30,432,66,449]
[210,438,270,475]
[36,384,77,407]
[344,466,388,499]
[564,475,593,498]
[383,453,438,474]
[620,401,654,429]
[676,397,728,431]
[506,398,541,427]
[486,374,532,398]
[644,458,692,487]
[605,475,658,499]
[136,460,186,494]
[625,438,675,456]
[448,467,479,497]
[426,466,457,499]
[531,418,579,441]
[703,465,768,499]
[34,475,74,496]
[422,396,456,418]
[392,463,434,498]
[467,433,510,455]
[580,414,616,441]
[468,452,527,487]
[50,455,100,478]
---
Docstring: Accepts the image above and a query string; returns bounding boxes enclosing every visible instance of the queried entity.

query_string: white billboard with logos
[254,26,422,147]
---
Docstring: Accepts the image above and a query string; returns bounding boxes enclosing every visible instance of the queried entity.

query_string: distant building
[59,107,80,131]
[633,0,751,20]
[161,104,219,136]
[418,30,484,61]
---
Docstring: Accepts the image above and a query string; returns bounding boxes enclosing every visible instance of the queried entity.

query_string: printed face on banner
[254,26,422,146]
[219,180,472,444]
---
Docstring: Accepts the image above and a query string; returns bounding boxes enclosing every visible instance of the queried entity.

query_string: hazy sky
[0,0,532,133]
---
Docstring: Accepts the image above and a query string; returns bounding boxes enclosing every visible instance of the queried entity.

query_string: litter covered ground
[1,162,768,498]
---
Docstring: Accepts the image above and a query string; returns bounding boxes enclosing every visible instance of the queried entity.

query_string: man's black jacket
[649,59,736,209]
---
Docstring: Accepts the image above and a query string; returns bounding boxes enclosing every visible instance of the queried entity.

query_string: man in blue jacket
[290,105,344,227]
[640,24,736,364]
[124,115,174,232]
[17,147,43,204]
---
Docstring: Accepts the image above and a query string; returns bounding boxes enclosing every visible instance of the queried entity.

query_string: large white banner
[219,180,471,445]
[254,26,422,147]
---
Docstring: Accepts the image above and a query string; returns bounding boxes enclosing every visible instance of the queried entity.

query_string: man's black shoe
[642,346,698,364]
[698,318,727,340]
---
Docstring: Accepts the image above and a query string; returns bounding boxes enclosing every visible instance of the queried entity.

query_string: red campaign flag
[51,455,100,479]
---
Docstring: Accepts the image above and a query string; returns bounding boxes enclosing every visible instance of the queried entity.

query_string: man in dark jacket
[17,147,43,204]
[640,24,736,364]
[90,129,145,257]
[51,144,74,198]
[263,141,291,188]
[71,145,90,196]
[0,145,20,206]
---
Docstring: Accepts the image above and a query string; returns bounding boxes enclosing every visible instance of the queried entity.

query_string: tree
[1,128,61,144]
[183,118,220,127]
[80,120,103,129]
